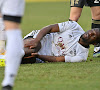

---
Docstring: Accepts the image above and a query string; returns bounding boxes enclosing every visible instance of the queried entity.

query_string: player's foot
[2,85,12,90]
[93,47,100,57]
[93,50,100,57]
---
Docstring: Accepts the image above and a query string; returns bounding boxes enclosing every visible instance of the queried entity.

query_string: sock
[2,29,24,87]
[91,19,100,29]
[91,19,100,53]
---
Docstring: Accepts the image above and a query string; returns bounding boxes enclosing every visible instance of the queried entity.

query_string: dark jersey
[70,0,100,8]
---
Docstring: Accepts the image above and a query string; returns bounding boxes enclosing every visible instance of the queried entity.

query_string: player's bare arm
[35,24,59,41]
[25,24,59,49]
[31,53,65,62]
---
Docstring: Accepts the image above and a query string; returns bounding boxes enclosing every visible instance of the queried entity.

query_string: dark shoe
[2,85,12,90]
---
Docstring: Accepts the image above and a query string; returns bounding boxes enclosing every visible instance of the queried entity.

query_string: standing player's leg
[0,0,6,66]
[0,0,5,56]
[0,14,5,55]
[0,14,4,31]
[69,0,85,21]
[89,1,100,57]
[1,0,25,90]
[69,7,82,21]
[0,0,4,31]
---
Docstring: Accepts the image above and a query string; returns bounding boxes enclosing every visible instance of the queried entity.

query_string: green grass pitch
[0,2,100,90]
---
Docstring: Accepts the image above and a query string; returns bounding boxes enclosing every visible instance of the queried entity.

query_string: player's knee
[3,15,22,23]
[69,10,81,21]
[91,19,100,29]
[69,15,80,22]
[93,14,100,20]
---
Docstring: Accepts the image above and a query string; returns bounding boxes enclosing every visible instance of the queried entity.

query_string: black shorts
[70,0,100,8]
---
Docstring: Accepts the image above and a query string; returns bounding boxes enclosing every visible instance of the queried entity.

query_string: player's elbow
[55,56,65,62]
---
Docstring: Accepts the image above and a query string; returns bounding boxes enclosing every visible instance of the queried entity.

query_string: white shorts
[0,0,25,16]
[0,0,3,13]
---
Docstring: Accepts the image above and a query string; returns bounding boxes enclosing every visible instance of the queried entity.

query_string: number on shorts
[94,0,100,3]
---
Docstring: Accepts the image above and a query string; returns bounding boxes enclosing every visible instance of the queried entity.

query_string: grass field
[0,2,100,90]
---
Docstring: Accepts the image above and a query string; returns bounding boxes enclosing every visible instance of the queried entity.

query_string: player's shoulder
[66,21,80,28]
[58,20,82,32]
[59,21,78,26]
[67,21,79,25]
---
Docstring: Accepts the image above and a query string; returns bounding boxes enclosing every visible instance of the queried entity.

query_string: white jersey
[24,21,89,62]
[0,0,25,16]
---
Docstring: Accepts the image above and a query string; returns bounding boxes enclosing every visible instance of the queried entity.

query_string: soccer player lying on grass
[21,21,100,64]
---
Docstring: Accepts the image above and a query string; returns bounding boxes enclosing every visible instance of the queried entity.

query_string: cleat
[93,47,100,57]
[0,54,6,67]
[93,50,100,57]
[2,85,12,90]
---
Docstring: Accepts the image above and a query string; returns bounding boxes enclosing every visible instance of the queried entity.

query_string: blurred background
[22,0,91,36]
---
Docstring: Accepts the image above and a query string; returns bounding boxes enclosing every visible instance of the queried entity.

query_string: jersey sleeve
[64,43,89,62]
[64,55,87,62]
[23,30,40,39]
[58,21,78,32]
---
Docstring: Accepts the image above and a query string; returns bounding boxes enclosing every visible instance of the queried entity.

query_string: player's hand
[22,55,36,64]
[31,53,39,57]
[24,38,39,49]
[24,53,38,59]
[24,55,34,59]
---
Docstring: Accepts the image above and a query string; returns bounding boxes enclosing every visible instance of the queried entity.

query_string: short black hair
[23,36,33,40]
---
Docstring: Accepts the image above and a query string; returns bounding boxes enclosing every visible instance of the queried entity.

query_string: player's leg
[0,0,5,56]
[69,7,82,21]
[2,15,24,90]
[91,7,100,28]
[89,1,100,57]
[0,14,4,31]
[0,14,5,56]
[69,0,85,21]
[1,0,25,90]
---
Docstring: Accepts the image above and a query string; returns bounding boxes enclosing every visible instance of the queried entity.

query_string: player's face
[81,29,100,45]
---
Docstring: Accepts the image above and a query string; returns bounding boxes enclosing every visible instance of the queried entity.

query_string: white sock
[2,29,24,87]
